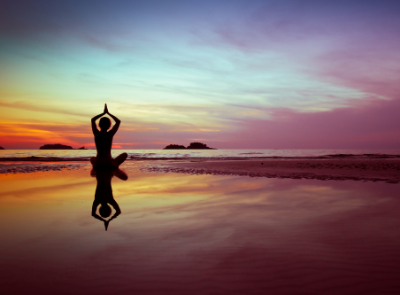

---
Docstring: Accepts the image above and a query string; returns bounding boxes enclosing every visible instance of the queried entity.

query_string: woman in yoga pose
[90,104,127,169]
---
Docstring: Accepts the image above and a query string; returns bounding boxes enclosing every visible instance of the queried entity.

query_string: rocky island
[40,144,73,150]
[0,146,4,150]
[164,144,186,150]
[163,142,215,150]
[187,142,214,149]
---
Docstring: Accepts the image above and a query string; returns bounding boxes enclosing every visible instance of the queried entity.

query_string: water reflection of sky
[1,167,400,294]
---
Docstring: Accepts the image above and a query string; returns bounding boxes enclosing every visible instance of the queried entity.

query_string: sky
[1,0,400,149]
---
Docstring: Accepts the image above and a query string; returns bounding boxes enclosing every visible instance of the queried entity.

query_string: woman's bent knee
[114,153,127,165]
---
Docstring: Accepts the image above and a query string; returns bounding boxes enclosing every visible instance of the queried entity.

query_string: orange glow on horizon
[0,119,147,149]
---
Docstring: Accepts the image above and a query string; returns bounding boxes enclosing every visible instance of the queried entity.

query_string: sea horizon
[2,148,400,161]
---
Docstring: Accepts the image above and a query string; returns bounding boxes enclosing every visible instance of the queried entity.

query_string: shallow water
[1,164,400,294]
[2,148,400,160]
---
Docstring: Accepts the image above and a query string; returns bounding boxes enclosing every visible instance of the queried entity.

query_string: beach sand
[2,161,400,294]
[2,157,400,183]
[0,162,88,174]
[144,158,400,183]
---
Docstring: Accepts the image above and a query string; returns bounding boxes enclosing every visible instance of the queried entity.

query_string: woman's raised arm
[105,105,121,135]
[91,106,106,134]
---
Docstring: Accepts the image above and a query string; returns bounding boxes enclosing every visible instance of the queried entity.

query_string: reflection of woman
[91,168,128,230]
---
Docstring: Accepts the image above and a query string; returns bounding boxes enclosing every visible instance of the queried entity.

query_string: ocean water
[1,165,400,294]
[1,148,400,160]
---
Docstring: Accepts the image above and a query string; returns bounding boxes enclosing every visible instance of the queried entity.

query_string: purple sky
[1,0,400,148]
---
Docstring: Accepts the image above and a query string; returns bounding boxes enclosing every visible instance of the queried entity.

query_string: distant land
[39,144,88,150]
[164,144,186,149]
[40,144,73,150]
[0,146,4,150]
[164,142,215,150]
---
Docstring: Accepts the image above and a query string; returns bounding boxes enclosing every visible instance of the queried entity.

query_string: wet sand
[2,163,400,294]
[144,158,400,183]
[2,158,400,183]
[0,162,87,174]
[3,157,400,184]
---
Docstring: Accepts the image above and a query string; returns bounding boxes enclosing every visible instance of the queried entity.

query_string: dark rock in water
[40,144,73,150]
[0,146,4,150]
[164,144,186,150]
[78,146,86,150]
[326,154,355,158]
[163,142,216,150]
[187,142,215,149]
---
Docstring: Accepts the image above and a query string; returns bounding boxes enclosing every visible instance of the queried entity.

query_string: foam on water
[1,148,400,161]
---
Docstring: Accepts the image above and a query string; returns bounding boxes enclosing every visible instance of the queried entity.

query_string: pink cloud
[308,49,400,100]
[221,97,400,149]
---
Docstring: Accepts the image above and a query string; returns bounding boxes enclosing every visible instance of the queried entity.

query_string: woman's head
[99,204,112,218]
[99,117,111,131]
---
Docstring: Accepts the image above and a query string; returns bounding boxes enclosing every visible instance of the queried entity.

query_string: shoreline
[0,162,89,174]
[1,158,400,183]
[142,158,400,184]
[1,152,400,162]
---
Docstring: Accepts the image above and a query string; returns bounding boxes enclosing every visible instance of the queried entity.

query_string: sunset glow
[1,0,400,148]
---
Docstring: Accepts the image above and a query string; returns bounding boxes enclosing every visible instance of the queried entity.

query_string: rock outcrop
[39,144,73,150]
[187,142,214,149]
[163,144,186,150]
[163,142,215,150]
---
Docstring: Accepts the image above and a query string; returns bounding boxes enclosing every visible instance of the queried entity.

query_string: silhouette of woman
[91,168,127,230]
[90,104,127,169]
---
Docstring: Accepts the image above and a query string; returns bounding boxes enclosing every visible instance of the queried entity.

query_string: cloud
[0,122,91,149]
[0,101,88,118]
[2,0,400,149]
[222,96,400,148]
[3,94,400,149]
[309,50,400,100]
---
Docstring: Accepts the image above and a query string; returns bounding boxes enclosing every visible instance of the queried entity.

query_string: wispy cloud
[222,97,400,149]
[2,0,400,148]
